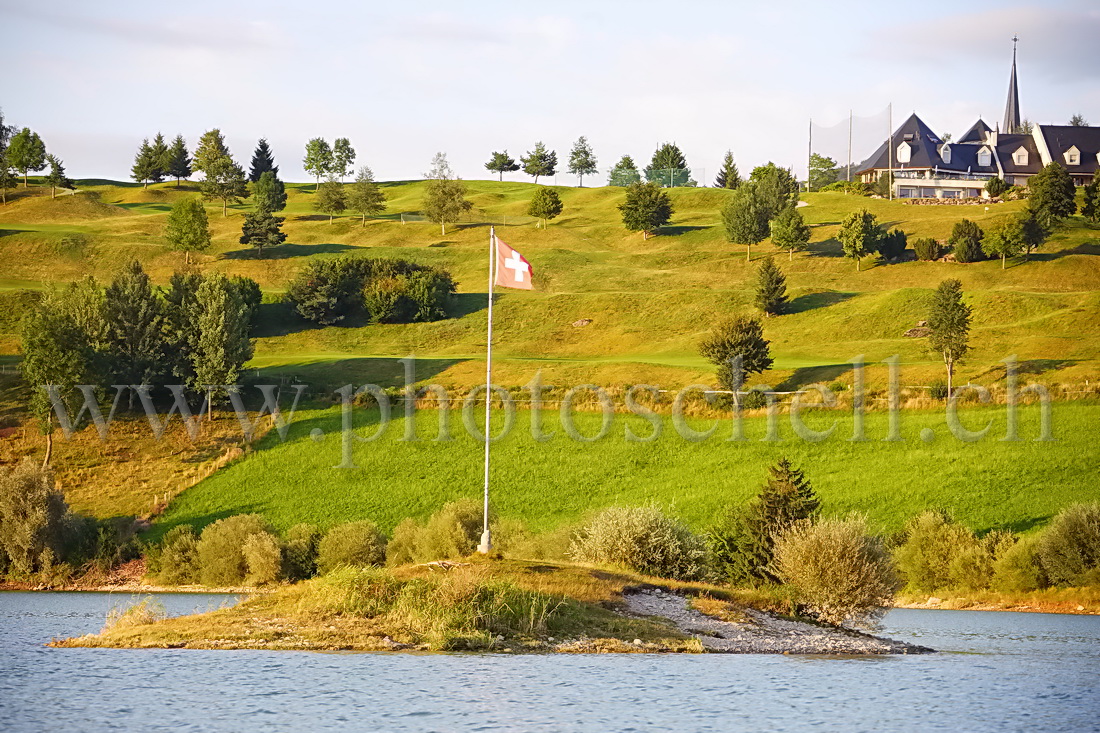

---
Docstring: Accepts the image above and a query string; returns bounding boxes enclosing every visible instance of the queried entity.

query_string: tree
[699,314,773,391]
[303,137,333,192]
[131,138,158,188]
[714,151,741,189]
[192,129,230,178]
[927,278,971,397]
[618,181,673,239]
[0,161,15,204]
[103,260,167,390]
[1082,178,1100,223]
[484,150,519,181]
[645,142,694,187]
[1028,162,1077,227]
[164,197,211,265]
[193,274,253,392]
[567,136,598,186]
[837,209,883,271]
[149,133,169,182]
[239,211,286,256]
[877,228,908,261]
[981,217,1024,269]
[166,135,192,187]
[248,138,279,182]
[1018,206,1050,259]
[948,219,985,263]
[0,108,12,158]
[608,155,641,187]
[332,138,356,182]
[163,272,204,383]
[7,128,47,187]
[1069,113,1089,127]
[755,257,787,316]
[43,155,73,198]
[722,182,769,260]
[521,142,557,183]
[201,156,248,216]
[749,162,799,220]
[808,153,838,192]
[252,170,286,214]
[425,151,455,181]
[347,166,386,225]
[985,176,1009,198]
[769,202,810,260]
[314,180,347,223]
[527,187,564,227]
[422,153,472,235]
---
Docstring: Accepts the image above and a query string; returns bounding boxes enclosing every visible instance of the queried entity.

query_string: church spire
[1003,35,1021,134]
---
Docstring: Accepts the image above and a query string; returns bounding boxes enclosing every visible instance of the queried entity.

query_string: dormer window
[1013,147,1029,166]
[1064,146,1080,165]
[977,147,992,167]
[897,141,912,164]
[941,144,952,165]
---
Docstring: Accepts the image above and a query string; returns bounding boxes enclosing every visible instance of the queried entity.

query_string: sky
[3,0,1098,183]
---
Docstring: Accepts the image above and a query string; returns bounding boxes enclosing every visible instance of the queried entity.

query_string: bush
[893,510,978,591]
[104,598,167,631]
[154,525,200,585]
[913,237,943,261]
[0,460,84,577]
[949,220,985,263]
[243,532,283,585]
[774,517,898,628]
[570,505,708,581]
[992,534,1047,592]
[928,380,948,401]
[877,228,908,261]
[283,523,321,581]
[195,514,278,586]
[820,181,872,196]
[1038,503,1100,586]
[317,520,386,573]
[387,499,485,566]
[985,176,1009,198]
[363,276,416,324]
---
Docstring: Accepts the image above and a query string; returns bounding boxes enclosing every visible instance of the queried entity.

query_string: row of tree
[0,111,74,201]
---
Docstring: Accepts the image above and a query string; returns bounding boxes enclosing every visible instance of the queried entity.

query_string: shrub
[877,228,908,261]
[286,257,366,325]
[387,499,486,567]
[155,525,200,585]
[317,520,386,574]
[1037,503,1100,586]
[363,276,416,324]
[243,532,283,585]
[195,514,278,586]
[928,380,948,401]
[774,516,898,628]
[992,534,1047,592]
[104,598,167,632]
[570,505,708,581]
[739,388,769,410]
[949,220,985,263]
[893,510,978,591]
[0,460,83,576]
[985,176,1009,198]
[283,523,321,581]
[913,237,942,261]
[820,181,872,196]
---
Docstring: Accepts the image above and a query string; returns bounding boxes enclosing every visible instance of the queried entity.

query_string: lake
[0,592,1097,732]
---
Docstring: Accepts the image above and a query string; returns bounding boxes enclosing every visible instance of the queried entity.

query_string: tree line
[0,109,73,201]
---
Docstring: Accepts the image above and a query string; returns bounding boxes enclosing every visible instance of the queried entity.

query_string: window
[1064,146,1080,165]
[943,189,961,199]
[899,187,917,198]
[940,144,951,165]
[977,148,991,167]
[896,141,912,164]
[1013,147,1029,166]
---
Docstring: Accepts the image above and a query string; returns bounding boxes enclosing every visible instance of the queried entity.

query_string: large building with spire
[858,38,1098,199]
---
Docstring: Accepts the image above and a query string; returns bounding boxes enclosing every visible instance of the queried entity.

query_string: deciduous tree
[769,202,810,260]
[201,156,248,216]
[981,217,1024,269]
[0,161,15,203]
[484,150,519,181]
[1082,178,1100,223]
[722,182,769,260]
[618,181,673,239]
[837,209,883,270]
[521,142,557,183]
[1018,206,1050,259]
[808,153,839,192]
[7,128,47,187]
[303,138,333,192]
[314,180,347,223]
[749,162,799,220]
[607,155,641,187]
[714,151,741,189]
[164,197,211,265]
[43,155,73,198]
[1027,162,1077,227]
[347,166,386,225]
[927,278,971,397]
[527,187,564,227]
[567,136,598,186]
[248,138,278,182]
[1069,113,1089,127]
[332,138,355,182]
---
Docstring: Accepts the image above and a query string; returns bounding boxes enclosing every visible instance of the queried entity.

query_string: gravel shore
[624,589,933,655]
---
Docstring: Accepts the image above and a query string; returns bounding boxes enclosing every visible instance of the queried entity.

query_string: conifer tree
[103,260,167,391]
[331,138,356,182]
[607,156,641,187]
[645,142,694,187]
[749,162,799,220]
[721,182,769,260]
[248,138,279,183]
[1027,162,1077,227]
[754,258,787,316]
[193,129,230,178]
[618,181,673,239]
[948,219,985,263]
[131,138,157,188]
[201,157,248,216]
[347,166,386,225]
[164,197,211,265]
[303,138,333,191]
[1082,178,1100,223]
[166,135,192,187]
[520,142,557,183]
[0,161,15,203]
[239,211,286,256]
[927,278,971,397]
[6,128,46,187]
[699,314,773,391]
[192,274,253,393]
[567,136,598,186]
[149,133,169,182]
[43,154,73,198]
[714,151,741,189]
[252,170,286,214]
[527,187,564,227]
[485,150,520,181]
[1018,206,1050,260]
[770,202,810,260]
[314,180,347,223]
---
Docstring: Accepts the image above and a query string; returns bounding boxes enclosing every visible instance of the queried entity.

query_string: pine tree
[331,138,356,182]
[248,138,279,183]
[527,187,564,228]
[303,138,333,191]
[192,274,253,393]
[252,170,287,214]
[1069,113,1089,127]
[754,258,787,316]
[192,129,230,178]
[699,314,772,390]
[484,151,520,181]
[149,133,169,183]
[1028,162,1077,227]
[714,151,741,189]
[347,166,386,225]
[721,182,769,260]
[131,138,157,188]
[927,278,971,397]
[43,154,73,198]
[201,157,248,216]
[239,210,286,256]
[617,181,673,239]
[520,142,557,183]
[948,219,985,263]
[607,156,641,187]
[1018,206,1050,260]
[166,135,192,187]
[877,228,908,261]
[6,128,47,187]
[770,202,810,260]
[749,162,799,220]
[1082,178,1100,223]
[837,209,884,271]
[103,260,167,391]
[645,143,694,187]
[164,197,211,265]
[314,180,347,223]
[567,136,598,186]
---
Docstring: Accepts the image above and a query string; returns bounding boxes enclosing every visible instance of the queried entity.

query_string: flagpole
[478,227,497,554]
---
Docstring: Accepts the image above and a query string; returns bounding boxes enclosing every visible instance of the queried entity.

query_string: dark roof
[997,133,1042,175]
[958,119,992,144]
[857,113,945,173]
[939,143,998,175]
[1040,125,1100,175]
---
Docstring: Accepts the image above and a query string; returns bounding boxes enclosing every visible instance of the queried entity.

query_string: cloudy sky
[4,0,1098,183]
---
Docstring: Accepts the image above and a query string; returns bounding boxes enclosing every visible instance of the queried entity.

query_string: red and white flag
[494,237,533,290]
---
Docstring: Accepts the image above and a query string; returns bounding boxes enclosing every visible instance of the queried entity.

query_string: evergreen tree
[877,228,909,261]
[131,138,158,188]
[645,142,694,187]
[837,209,883,271]
[1082,178,1100,223]
[769,202,810,260]
[607,155,641,187]
[948,219,985,263]
[521,142,557,183]
[192,129,230,178]
[567,136,598,186]
[347,166,386,225]
[749,162,799,220]
[248,138,278,183]
[1027,162,1077,227]
[484,150,519,181]
[43,154,73,198]
[527,187,564,228]
[714,151,741,189]
[303,138,333,192]
[721,182,769,260]
[252,170,287,214]
[239,210,286,256]
[201,156,248,216]
[927,278,971,397]
[754,257,787,316]
[618,181,673,239]
[699,314,772,391]
[193,274,253,393]
[331,138,355,182]
[314,180,347,223]
[1069,113,1089,127]
[166,135,192,187]
[985,176,1008,198]
[6,128,46,187]
[103,260,167,390]
[163,272,204,384]
[164,197,211,265]
[1018,206,1050,260]
[981,217,1024,269]
[807,153,838,192]
[149,133,169,182]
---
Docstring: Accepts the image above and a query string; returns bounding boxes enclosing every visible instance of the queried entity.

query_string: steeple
[1003,35,1021,134]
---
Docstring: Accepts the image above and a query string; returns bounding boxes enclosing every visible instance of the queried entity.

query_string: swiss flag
[494,237,533,290]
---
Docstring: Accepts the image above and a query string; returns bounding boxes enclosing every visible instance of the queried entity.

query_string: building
[858,39,1099,199]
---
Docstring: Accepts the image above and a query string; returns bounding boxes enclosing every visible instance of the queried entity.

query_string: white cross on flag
[494,237,533,290]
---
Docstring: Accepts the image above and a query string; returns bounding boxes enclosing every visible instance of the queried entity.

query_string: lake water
[0,592,1097,732]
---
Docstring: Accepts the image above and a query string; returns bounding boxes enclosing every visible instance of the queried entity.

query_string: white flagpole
[478,227,497,554]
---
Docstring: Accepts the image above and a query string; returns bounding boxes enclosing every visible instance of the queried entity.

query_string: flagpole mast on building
[478,227,497,554]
